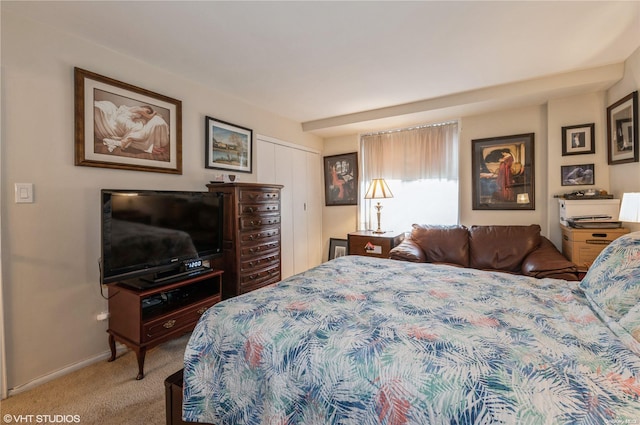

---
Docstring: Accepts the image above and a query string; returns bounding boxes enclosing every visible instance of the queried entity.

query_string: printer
[558,198,621,228]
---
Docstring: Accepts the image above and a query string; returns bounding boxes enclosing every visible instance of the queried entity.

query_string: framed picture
[74,67,182,174]
[607,91,638,165]
[562,123,595,156]
[471,133,535,210]
[561,164,595,186]
[324,152,358,206]
[205,116,253,173]
[328,238,348,261]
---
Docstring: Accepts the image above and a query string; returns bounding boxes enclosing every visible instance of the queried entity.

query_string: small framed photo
[74,67,182,174]
[607,91,638,165]
[562,123,595,156]
[205,116,253,173]
[328,238,348,261]
[324,152,359,206]
[561,164,595,186]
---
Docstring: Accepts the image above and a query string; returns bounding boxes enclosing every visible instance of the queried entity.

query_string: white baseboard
[7,344,128,397]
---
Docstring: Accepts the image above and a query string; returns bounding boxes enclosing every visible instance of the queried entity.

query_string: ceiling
[5,1,640,137]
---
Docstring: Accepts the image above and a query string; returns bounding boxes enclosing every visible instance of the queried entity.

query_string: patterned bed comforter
[183,255,640,424]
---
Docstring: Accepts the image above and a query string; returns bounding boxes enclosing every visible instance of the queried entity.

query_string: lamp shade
[365,179,393,200]
[618,192,640,223]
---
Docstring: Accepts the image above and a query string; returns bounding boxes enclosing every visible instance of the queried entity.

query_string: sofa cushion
[410,224,469,267]
[469,225,541,272]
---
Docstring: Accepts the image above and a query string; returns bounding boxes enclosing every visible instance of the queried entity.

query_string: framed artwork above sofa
[471,133,535,210]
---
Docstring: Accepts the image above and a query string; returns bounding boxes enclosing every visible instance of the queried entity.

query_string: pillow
[410,224,469,267]
[468,225,541,272]
[579,232,640,338]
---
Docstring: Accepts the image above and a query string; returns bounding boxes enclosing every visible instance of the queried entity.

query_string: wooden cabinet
[348,231,405,259]
[561,225,629,271]
[207,183,283,298]
[107,270,222,380]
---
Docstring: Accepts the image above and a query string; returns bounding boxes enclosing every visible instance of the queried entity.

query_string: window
[359,121,459,232]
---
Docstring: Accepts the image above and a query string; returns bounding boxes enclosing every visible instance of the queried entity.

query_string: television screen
[101,189,223,284]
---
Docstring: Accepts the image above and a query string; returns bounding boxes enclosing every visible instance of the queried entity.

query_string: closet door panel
[256,141,276,182]
[305,151,323,267]
[274,144,295,279]
[291,149,309,275]
[256,136,322,279]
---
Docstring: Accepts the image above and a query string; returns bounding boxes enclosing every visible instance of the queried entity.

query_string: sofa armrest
[522,237,579,281]
[389,238,427,262]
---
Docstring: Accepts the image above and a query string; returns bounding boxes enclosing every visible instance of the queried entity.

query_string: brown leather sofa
[388,224,579,281]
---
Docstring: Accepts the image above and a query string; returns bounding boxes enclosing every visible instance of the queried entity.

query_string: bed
[183,232,640,424]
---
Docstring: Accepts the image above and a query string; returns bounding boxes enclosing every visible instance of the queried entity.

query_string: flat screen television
[101,189,224,285]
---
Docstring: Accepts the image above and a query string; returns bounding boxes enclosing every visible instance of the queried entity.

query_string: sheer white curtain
[359,121,459,233]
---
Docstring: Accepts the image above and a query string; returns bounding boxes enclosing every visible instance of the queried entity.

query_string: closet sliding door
[257,136,322,279]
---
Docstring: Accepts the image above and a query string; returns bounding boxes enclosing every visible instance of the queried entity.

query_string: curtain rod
[361,120,458,137]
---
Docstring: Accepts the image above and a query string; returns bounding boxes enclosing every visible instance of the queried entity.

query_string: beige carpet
[2,334,189,425]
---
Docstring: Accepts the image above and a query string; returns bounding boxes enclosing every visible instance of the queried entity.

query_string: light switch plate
[15,183,34,203]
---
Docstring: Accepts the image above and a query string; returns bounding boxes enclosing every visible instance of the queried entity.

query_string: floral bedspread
[183,255,640,424]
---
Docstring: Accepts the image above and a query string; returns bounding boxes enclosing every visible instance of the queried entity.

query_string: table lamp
[365,179,393,233]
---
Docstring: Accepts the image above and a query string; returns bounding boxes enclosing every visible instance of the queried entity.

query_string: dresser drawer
[240,252,280,273]
[239,189,280,203]
[142,297,217,343]
[562,228,628,244]
[240,203,280,215]
[240,214,280,230]
[240,238,280,257]
[239,275,280,295]
[240,227,280,243]
[239,263,281,290]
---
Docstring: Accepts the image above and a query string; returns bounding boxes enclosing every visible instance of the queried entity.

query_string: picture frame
[471,133,535,210]
[328,238,348,261]
[561,164,595,186]
[74,67,182,174]
[607,91,638,165]
[324,152,359,206]
[562,123,595,156]
[205,116,253,173]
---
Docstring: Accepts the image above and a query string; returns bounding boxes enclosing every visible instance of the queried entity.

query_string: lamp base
[372,229,386,234]
[373,202,385,234]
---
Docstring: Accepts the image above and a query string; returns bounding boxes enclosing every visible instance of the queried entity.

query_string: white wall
[321,135,360,259]
[460,105,547,229]
[1,12,321,390]
[607,47,640,232]
[322,90,630,254]
[546,91,610,247]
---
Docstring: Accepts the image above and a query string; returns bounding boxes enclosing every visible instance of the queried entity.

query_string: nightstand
[561,225,629,272]
[348,231,405,259]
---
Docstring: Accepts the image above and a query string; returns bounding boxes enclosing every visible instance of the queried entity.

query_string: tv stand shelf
[107,269,223,380]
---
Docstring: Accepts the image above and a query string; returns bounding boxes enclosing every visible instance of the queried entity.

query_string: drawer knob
[196,307,207,315]
[163,320,176,329]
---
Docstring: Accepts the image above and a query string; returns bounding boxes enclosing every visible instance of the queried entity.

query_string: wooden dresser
[561,225,629,271]
[207,183,283,299]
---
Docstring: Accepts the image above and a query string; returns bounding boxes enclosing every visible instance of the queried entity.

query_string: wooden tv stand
[107,269,223,380]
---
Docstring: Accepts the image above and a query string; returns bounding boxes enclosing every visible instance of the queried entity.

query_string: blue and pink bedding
[183,233,640,424]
